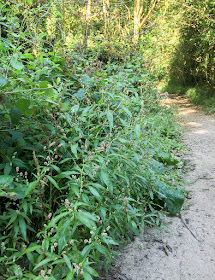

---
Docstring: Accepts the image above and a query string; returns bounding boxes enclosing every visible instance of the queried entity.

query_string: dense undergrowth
[0,43,185,279]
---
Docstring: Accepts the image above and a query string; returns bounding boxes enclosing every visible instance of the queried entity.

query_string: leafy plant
[0,4,185,278]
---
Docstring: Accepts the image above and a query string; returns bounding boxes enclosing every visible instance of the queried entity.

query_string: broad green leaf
[46,175,61,191]
[134,124,141,139]
[71,144,78,158]
[0,76,7,88]
[21,53,34,60]
[6,213,18,228]
[0,175,13,186]
[58,236,67,253]
[88,186,101,200]
[65,271,74,280]
[76,212,95,229]
[70,182,79,197]
[100,168,113,194]
[63,254,73,272]
[165,188,184,216]
[106,110,113,131]
[94,243,108,255]
[16,99,31,117]
[20,245,41,257]
[19,217,27,241]
[122,106,132,117]
[4,163,12,175]
[99,207,106,221]
[12,158,27,168]
[27,252,34,265]
[59,158,73,164]
[155,183,184,215]
[102,236,119,245]
[45,88,54,97]
[81,244,93,257]
[71,104,80,113]
[39,81,51,88]
[8,130,23,139]
[54,171,75,179]
[10,107,22,124]
[83,271,93,280]
[24,181,37,197]
[48,212,69,228]
[33,258,51,271]
[23,273,36,279]
[10,59,24,70]
[76,88,85,100]
[85,266,99,277]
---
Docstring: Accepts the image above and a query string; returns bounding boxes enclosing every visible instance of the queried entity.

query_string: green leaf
[20,245,41,257]
[70,182,79,197]
[65,271,74,280]
[81,244,93,257]
[19,217,27,241]
[0,76,7,88]
[54,171,76,179]
[21,53,34,60]
[24,181,38,197]
[33,258,51,271]
[100,168,113,194]
[10,59,24,70]
[8,130,23,139]
[0,175,13,186]
[59,158,73,164]
[48,212,69,228]
[76,212,95,230]
[99,207,106,221]
[71,144,78,158]
[16,99,31,117]
[46,175,61,191]
[165,188,184,216]
[122,106,132,117]
[106,110,113,131]
[63,254,73,272]
[102,236,119,245]
[10,107,22,124]
[76,88,85,100]
[58,236,67,253]
[6,212,18,228]
[83,271,93,280]
[94,243,108,255]
[155,183,184,215]
[134,124,141,139]
[12,158,27,168]
[85,266,99,277]
[88,186,101,201]
[4,163,12,175]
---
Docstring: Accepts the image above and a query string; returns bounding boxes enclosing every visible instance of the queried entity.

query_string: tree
[133,0,161,43]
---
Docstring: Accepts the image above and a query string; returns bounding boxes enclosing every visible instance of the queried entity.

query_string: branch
[140,0,161,28]
[3,83,61,95]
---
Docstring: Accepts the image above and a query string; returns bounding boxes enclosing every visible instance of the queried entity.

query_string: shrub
[0,46,184,279]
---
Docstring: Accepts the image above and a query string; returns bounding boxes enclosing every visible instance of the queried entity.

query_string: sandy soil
[111,95,215,280]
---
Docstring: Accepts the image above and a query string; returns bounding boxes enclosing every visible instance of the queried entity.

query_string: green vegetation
[140,0,215,110]
[0,0,213,278]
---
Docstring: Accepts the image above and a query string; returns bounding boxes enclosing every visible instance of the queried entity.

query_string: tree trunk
[83,0,91,49]
[103,0,110,39]
[133,0,142,44]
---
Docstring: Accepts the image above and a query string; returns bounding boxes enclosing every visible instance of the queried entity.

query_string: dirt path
[115,95,215,280]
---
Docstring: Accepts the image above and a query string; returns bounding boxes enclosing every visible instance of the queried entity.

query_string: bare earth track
[112,95,215,280]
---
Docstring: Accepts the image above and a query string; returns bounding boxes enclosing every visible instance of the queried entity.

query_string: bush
[0,45,184,279]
